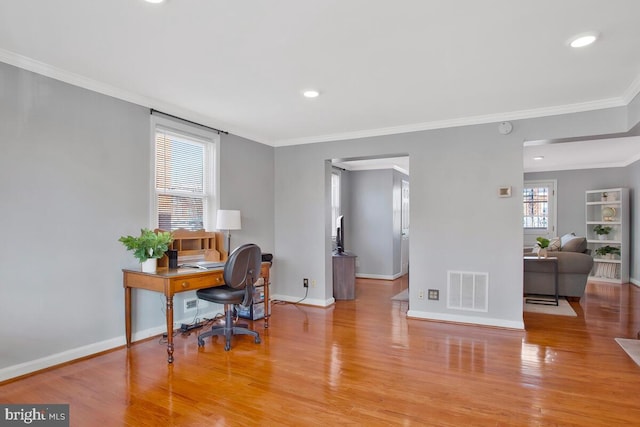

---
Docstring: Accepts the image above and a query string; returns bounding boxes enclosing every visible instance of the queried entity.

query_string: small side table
[524,256,559,306]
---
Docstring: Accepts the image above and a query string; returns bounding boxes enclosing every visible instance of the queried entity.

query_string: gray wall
[347,168,408,278]
[0,63,150,370]
[350,169,395,277]
[525,167,629,237]
[274,124,526,323]
[273,110,634,327]
[527,163,640,284]
[0,62,274,378]
[219,133,275,254]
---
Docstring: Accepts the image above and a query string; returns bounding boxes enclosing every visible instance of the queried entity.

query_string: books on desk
[181,261,226,270]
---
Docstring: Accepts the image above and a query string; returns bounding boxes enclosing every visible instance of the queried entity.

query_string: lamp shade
[216,210,241,230]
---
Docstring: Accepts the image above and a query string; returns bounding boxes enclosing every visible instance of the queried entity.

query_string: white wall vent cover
[447,271,489,312]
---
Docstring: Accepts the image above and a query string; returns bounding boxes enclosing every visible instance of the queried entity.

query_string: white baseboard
[0,310,222,383]
[356,272,403,280]
[270,294,335,307]
[407,309,525,330]
[630,278,640,287]
[0,337,126,383]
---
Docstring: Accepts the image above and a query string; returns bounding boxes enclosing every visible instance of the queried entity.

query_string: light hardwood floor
[2,277,640,426]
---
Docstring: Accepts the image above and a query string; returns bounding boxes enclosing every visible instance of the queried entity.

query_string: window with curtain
[153,120,217,231]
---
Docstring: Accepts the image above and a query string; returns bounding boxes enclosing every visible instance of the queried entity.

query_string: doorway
[330,155,409,281]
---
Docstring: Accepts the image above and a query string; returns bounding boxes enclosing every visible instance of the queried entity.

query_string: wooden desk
[123,263,271,363]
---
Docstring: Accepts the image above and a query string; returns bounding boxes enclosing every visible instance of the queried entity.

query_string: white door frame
[400,179,410,275]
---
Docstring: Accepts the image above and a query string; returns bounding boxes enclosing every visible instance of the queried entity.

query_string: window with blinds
[154,126,214,231]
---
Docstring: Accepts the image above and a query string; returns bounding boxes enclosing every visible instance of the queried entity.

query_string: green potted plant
[536,237,550,258]
[119,228,174,272]
[593,225,612,240]
[595,245,621,259]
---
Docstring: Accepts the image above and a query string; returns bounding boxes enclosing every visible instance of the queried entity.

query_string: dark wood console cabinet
[333,252,357,300]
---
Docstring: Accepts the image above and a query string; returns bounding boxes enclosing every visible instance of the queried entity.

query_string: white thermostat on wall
[498,186,512,197]
[498,121,513,135]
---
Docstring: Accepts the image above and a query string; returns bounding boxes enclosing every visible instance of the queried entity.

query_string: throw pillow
[561,237,587,253]
[560,232,577,247]
[548,237,561,251]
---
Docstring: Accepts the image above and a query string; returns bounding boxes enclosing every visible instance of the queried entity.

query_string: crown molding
[622,73,640,105]
[0,49,271,146]
[3,48,639,149]
[0,48,152,108]
[524,151,640,173]
[273,97,628,147]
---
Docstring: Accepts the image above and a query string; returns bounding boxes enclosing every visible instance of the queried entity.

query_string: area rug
[523,297,577,317]
[615,338,640,367]
[391,289,409,301]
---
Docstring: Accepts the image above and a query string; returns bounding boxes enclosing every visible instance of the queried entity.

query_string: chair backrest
[224,243,262,306]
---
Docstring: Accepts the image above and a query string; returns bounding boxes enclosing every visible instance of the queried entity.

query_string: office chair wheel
[255,336,261,344]
[224,342,231,351]
[197,338,205,347]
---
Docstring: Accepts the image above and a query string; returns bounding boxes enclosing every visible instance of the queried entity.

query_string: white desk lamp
[216,209,241,256]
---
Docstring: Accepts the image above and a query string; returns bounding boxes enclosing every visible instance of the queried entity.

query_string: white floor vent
[447,271,489,312]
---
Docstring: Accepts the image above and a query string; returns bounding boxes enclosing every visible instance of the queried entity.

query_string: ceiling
[1,1,640,151]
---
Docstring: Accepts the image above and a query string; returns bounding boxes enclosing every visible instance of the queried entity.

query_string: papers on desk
[181,261,226,270]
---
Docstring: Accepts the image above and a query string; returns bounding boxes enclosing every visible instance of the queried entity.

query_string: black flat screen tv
[336,215,345,254]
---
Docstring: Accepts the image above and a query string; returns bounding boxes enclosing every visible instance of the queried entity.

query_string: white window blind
[155,127,210,231]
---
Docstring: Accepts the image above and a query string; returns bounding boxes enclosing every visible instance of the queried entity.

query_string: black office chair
[196,243,262,351]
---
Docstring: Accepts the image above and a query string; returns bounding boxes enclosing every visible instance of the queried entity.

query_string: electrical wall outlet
[418,289,424,300]
[303,278,309,288]
[184,298,198,311]
[428,289,440,300]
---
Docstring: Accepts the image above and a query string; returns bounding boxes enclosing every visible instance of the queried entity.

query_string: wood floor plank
[2,277,640,426]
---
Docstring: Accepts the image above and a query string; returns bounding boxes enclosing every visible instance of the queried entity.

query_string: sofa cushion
[548,237,561,251]
[561,237,587,253]
[560,232,577,246]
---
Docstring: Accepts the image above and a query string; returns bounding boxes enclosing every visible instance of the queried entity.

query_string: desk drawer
[171,273,223,292]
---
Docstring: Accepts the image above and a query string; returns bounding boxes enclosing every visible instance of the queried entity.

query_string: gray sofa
[524,237,594,299]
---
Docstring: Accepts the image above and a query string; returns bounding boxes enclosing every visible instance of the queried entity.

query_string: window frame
[523,179,557,247]
[150,115,219,231]
[331,170,341,239]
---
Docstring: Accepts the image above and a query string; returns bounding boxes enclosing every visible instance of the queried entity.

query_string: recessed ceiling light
[533,156,544,161]
[303,90,320,98]
[145,0,165,3]
[570,33,598,48]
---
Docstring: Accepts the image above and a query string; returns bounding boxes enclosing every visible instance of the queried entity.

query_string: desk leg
[125,286,132,347]
[264,276,270,329]
[166,295,174,363]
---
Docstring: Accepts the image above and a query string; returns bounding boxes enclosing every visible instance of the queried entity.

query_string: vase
[598,234,607,241]
[141,258,157,273]
[537,248,548,259]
